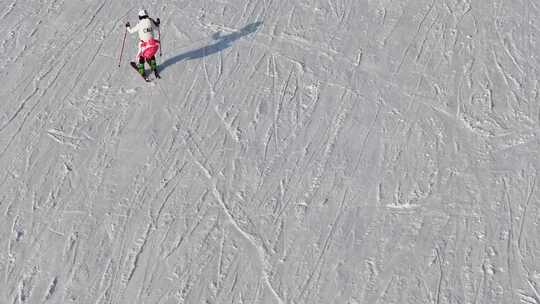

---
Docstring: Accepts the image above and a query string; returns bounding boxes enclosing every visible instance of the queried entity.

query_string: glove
[155,18,160,26]
[125,22,130,27]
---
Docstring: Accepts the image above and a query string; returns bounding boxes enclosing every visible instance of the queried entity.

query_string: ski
[130,61,151,82]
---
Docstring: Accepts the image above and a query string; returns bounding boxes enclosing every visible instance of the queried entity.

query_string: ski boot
[149,57,160,79]
[137,62,146,77]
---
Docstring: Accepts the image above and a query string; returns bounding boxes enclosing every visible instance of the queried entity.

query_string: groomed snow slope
[1,0,540,303]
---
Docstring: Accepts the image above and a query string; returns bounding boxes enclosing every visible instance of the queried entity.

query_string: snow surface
[1,1,540,303]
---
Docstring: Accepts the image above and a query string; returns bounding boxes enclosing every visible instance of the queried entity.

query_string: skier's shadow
[159,21,263,72]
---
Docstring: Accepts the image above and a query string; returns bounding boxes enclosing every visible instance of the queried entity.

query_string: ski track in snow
[1,0,540,303]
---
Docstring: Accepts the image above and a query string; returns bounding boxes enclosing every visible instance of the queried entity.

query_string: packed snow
[1,1,540,303]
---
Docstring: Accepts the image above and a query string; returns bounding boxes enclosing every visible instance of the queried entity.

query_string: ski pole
[118,27,128,67]
[158,27,162,57]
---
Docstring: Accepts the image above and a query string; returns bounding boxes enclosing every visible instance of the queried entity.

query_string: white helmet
[138,9,148,18]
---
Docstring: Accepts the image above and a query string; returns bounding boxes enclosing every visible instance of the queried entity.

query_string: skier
[126,9,161,79]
